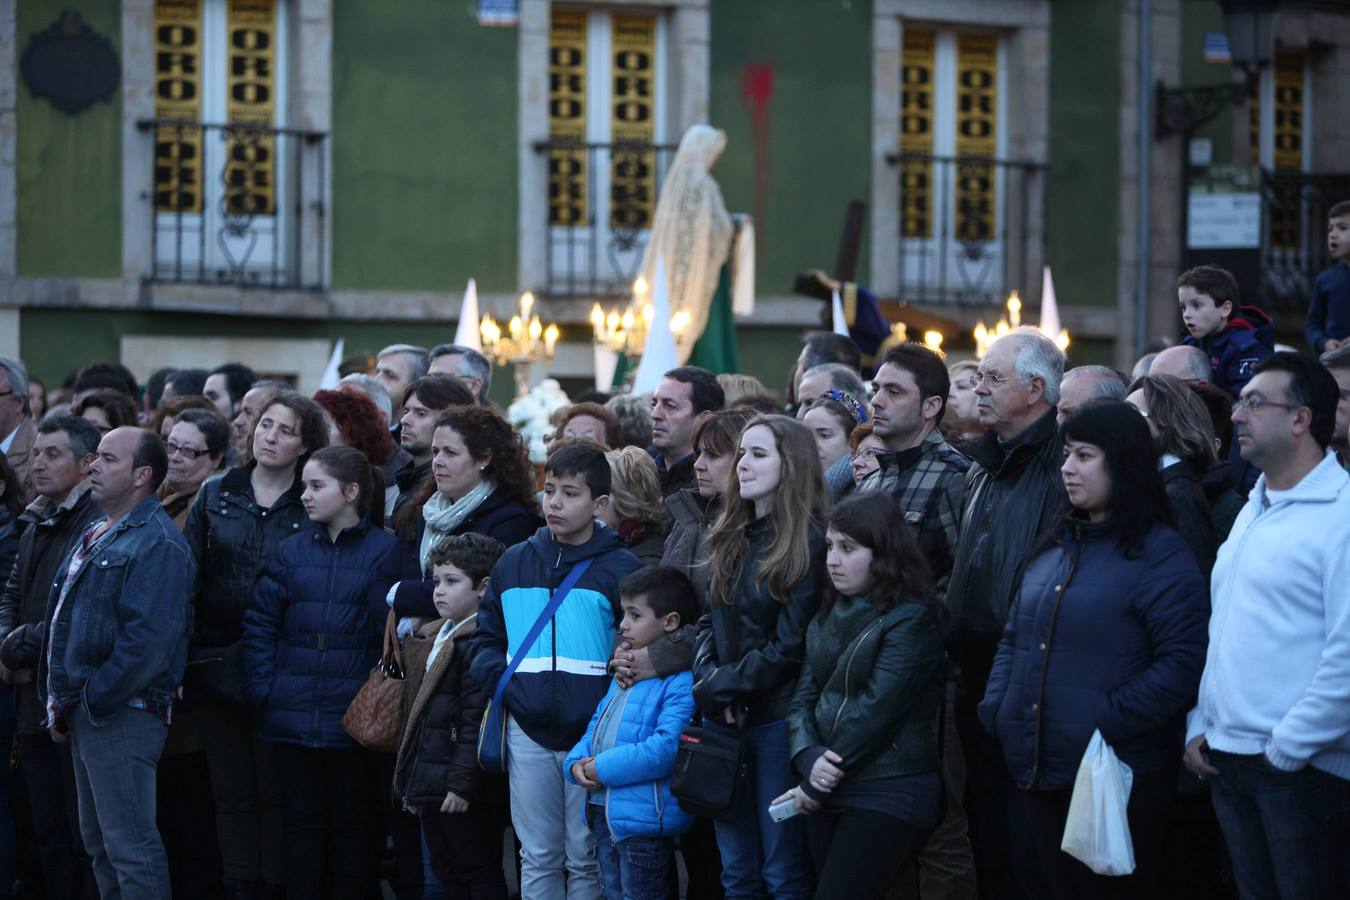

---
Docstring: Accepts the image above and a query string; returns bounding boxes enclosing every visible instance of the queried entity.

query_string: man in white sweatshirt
[1184,353,1350,900]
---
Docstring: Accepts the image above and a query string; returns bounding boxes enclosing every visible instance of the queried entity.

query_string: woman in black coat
[369,405,538,623]
[978,403,1209,899]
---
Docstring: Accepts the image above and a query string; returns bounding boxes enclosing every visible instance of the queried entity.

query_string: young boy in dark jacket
[1177,264,1274,399]
[467,442,642,900]
[393,532,508,899]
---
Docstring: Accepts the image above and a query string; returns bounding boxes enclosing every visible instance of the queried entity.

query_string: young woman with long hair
[693,414,826,898]
[243,446,396,900]
[777,491,946,900]
[182,390,329,898]
[978,403,1209,899]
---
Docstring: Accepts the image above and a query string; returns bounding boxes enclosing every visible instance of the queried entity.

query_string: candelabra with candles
[590,277,691,378]
[479,291,561,398]
[973,291,1070,358]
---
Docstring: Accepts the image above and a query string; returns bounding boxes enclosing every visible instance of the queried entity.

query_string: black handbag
[670,713,748,823]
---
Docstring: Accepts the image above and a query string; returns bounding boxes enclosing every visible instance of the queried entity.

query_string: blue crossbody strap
[490,558,595,707]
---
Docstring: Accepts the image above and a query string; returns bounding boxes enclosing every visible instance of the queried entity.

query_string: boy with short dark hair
[564,565,698,900]
[467,442,642,900]
[393,533,509,898]
[1306,199,1350,354]
[1177,264,1275,399]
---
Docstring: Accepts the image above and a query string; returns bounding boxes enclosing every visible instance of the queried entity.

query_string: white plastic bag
[1060,729,1136,876]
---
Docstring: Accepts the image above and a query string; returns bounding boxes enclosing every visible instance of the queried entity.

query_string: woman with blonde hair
[717,373,769,406]
[694,414,826,897]
[597,445,666,564]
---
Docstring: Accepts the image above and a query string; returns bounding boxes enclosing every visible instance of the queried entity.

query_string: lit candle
[509,316,523,340]
[529,316,543,341]
[520,291,535,319]
[590,303,605,333]
[923,331,943,351]
[545,324,560,354]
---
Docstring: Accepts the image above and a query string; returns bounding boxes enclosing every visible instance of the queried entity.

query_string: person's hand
[8,668,32,686]
[440,791,469,814]
[48,723,67,745]
[610,641,656,688]
[721,705,739,725]
[772,786,820,814]
[808,750,845,794]
[572,758,601,790]
[1326,338,1344,351]
[1184,734,1219,779]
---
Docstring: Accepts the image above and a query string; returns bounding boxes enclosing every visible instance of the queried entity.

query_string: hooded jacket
[1180,304,1275,399]
[979,520,1209,788]
[946,409,1067,689]
[243,517,396,748]
[467,524,641,751]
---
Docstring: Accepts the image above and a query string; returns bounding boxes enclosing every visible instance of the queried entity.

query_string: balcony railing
[886,152,1049,307]
[137,118,329,290]
[1258,169,1350,313]
[534,139,679,299]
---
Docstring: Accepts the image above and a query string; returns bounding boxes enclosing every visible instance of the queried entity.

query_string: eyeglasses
[1232,396,1300,414]
[853,446,883,462]
[967,371,1012,389]
[165,441,210,459]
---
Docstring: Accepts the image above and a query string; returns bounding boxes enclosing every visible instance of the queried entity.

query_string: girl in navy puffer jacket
[979,404,1208,899]
[244,447,396,900]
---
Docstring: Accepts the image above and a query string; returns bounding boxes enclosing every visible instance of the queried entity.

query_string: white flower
[508,379,572,462]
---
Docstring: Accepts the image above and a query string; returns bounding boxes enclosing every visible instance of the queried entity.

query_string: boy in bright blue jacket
[565,565,698,900]
[467,442,641,899]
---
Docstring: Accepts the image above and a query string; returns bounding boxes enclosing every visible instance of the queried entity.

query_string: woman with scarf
[370,405,538,625]
[800,391,870,503]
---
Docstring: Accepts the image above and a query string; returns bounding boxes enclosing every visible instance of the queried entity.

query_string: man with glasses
[1184,352,1349,898]
[946,330,1066,900]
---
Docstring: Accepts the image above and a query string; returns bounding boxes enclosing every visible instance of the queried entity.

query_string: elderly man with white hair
[947,328,1067,899]
[1150,345,1213,383]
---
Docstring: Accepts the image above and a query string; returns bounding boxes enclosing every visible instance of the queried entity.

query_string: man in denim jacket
[42,426,195,899]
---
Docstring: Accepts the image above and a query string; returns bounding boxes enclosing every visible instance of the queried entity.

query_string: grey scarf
[419,479,496,574]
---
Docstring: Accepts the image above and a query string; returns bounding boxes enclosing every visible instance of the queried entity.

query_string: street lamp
[1155,0,1277,139]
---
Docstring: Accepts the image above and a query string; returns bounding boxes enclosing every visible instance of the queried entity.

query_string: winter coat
[978,520,1209,788]
[393,616,499,810]
[661,489,718,608]
[692,517,825,726]
[243,518,396,748]
[947,408,1067,686]
[651,450,696,499]
[466,524,642,751]
[368,489,538,621]
[563,672,696,841]
[1199,463,1245,544]
[618,521,666,567]
[788,596,944,801]
[184,464,309,648]
[1179,305,1275,399]
[0,486,102,733]
[1161,459,1217,576]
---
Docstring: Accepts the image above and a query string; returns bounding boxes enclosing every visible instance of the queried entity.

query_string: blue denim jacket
[44,493,196,726]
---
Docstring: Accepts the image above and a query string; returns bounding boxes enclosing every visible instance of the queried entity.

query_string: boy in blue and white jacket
[467,443,641,899]
[565,566,698,900]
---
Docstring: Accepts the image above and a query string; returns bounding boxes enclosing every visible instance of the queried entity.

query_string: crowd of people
[0,255,1346,900]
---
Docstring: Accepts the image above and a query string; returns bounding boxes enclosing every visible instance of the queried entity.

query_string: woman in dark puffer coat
[244,447,396,900]
[978,403,1208,899]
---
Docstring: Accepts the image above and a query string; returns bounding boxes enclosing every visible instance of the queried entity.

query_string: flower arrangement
[507,378,572,462]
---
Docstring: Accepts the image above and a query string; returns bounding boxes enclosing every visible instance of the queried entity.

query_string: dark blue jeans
[710,720,813,899]
[68,703,170,900]
[586,805,672,900]
[1208,750,1339,900]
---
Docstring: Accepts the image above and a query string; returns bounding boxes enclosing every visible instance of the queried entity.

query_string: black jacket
[183,464,309,648]
[1161,459,1217,576]
[692,519,825,726]
[392,458,431,519]
[392,617,502,810]
[0,486,103,734]
[947,409,1067,691]
[788,596,944,798]
[651,450,696,499]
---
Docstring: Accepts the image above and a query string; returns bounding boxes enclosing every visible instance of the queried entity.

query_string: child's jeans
[586,805,673,900]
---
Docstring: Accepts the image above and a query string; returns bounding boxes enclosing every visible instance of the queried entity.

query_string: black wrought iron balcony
[885,152,1049,307]
[534,139,679,299]
[136,118,329,290]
